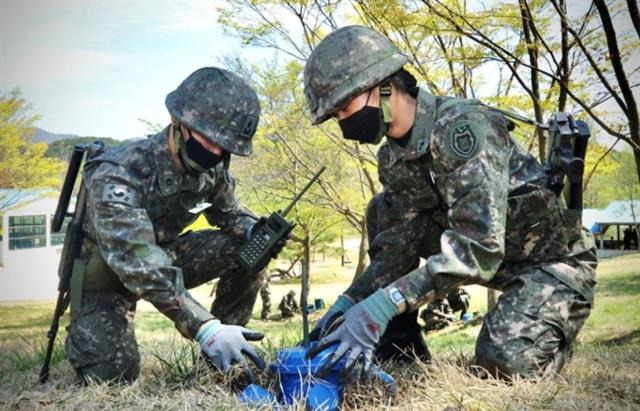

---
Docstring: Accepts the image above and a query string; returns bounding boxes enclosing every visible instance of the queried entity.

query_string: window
[50,215,70,246]
[9,214,47,250]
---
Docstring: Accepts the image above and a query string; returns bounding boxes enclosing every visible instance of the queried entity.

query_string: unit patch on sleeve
[101,184,137,207]
[446,121,484,160]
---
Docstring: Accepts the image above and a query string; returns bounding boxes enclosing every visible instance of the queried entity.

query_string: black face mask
[338,105,388,145]
[178,129,229,174]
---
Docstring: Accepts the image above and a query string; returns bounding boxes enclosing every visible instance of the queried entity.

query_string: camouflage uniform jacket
[81,127,256,338]
[346,89,595,311]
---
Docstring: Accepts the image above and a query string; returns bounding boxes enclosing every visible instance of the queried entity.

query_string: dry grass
[1,253,639,410]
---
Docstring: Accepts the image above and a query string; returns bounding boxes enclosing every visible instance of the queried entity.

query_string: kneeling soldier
[65,67,275,382]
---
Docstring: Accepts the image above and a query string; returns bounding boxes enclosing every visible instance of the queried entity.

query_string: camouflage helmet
[303,25,409,125]
[166,67,260,156]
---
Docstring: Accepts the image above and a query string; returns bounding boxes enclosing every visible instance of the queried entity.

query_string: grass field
[0,253,639,410]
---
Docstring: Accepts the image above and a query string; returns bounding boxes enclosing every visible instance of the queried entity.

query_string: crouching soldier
[304,26,596,380]
[64,67,279,382]
[278,290,299,318]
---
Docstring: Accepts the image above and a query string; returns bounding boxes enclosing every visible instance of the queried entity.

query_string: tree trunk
[355,219,368,278]
[487,289,498,311]
[340,235,345,267]
[594,0,640,183]
[303,234,311,281]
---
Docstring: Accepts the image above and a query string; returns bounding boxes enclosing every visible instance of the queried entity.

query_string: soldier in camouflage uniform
[304,26,597,379]
[259,276,272,320]
[65,67,277,382]
[278,290,300,318]
[420,298,456,332]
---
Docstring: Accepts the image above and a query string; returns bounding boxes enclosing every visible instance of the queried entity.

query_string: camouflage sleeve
[345,144,431,302]
[203,167,257,238]
[389,107,513,311]
[86,164,213,339]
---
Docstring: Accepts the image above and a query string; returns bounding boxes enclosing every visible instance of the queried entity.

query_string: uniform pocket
[504,187,569,263]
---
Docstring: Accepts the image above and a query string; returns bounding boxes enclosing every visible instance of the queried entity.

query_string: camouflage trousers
[475,252,596,379]
[65,229,264,382]
[259,280,271,320]
[366,193,596,378]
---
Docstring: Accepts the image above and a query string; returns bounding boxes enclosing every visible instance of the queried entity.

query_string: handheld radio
[236,166,326,272]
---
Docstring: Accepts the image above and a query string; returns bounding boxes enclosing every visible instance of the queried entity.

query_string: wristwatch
[386,286,407,312]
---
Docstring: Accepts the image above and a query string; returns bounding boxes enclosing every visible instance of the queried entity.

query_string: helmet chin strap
[172,123,209,174]
[370,80,393,145]
[379,80,393,125]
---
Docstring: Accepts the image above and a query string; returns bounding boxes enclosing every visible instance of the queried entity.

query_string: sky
[1,1,637,143]
[0,0,261,139]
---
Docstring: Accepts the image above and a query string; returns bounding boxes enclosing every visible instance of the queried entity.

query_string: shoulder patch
[101,184,137,207]
[445,121,484,160]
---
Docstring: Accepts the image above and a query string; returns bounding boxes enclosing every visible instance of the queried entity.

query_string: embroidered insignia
[101,184,136,207]
[447,121,482,159]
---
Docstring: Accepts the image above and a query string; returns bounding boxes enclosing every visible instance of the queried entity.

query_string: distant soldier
[64,67,286,383]
[305,26,597,380]
[447,288,471,320]
[278,290,299,318]
[259,276,272,320]
[421,298,456,332]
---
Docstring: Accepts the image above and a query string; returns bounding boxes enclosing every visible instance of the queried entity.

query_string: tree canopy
[0,89,65,192]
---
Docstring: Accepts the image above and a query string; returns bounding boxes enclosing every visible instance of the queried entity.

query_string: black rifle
[545,113,590,210]
[39,142,104,384]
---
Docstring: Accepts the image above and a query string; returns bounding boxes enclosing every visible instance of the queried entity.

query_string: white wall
[0,197,62,301]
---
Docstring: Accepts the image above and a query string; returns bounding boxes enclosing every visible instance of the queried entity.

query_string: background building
[0,189,66,301]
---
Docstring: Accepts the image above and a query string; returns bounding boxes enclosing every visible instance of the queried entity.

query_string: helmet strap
[173,123,209,175]
[379,80,393,124]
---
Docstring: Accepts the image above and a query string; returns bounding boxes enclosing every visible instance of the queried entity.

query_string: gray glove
[309,294,355,342]
[307,289,400,377]
[196,320,266,372]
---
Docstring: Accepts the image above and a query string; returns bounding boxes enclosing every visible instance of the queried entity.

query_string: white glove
[196,320,266,372]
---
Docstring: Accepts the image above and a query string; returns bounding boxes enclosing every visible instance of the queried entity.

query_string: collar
[152,127,203,195]
[385,88,437,166]
[404,87,437,161]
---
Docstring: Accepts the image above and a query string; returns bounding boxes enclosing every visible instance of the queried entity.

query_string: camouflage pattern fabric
[65,128,262,382]
[365,192,433,362]
[259,277,271,320]
[344,88,597,378]
[165,67,260,156]
[475,252,596,378]
[303,25,408,125]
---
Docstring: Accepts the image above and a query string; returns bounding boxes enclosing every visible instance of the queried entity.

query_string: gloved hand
[197,320,266,372]
[307,289,401,377]
[309,294,355,342]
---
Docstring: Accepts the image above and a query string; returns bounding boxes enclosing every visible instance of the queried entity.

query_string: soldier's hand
[309,294,355,342]
[197,320,266,373]
[307,289,400,378]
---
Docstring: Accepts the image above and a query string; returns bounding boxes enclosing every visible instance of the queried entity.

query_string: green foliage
[216,0,639,188]
[45,136,123,161]
[584,148,640,208]
[224,58,375,267]
[0,89,66,189]
[149,338,200,384]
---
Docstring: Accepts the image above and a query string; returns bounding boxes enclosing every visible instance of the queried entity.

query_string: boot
[375,310,431,363]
